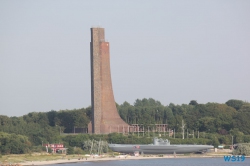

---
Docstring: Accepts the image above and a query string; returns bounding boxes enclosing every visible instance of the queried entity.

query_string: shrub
[233,144,250,155]
[67,146,74,155]
[74,147,84,154]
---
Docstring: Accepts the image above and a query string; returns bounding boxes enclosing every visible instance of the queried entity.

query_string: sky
[1,0,250,117]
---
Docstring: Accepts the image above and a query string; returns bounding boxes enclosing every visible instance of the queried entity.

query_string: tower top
[91,26,103,29]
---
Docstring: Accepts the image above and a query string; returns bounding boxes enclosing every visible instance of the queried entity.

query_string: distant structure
[88,27,129,134]
[43,143,66,153]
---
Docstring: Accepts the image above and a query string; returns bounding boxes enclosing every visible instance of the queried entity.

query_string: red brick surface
[89,28,129,134]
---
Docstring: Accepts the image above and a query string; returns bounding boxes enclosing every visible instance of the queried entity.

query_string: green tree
[67,146,74,154]
[226,99,244,110]
[197,117,216,132]
[189,100,198,106]
[233,143,250,155]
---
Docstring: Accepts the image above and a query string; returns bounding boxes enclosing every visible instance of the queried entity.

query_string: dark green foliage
[85,106,92,120]
[197,117,216,132]
[55,108,90,133]
[48,147,52,153]
[74,147,84,154]
[118,99,243,135]
[233,143,250,155]
[169,138,211,145]
[233,112,250,134]
[239,103,250,112]
[226,99,244,110]
[1,98,250,154]
[47,110,57,126]
[189,100,198,105]
[62,134,90,147]
[67,146,74,155]
[119,98,165,125]
[0,132,31,154]
[31,146,44,153]
[0,108,90,148]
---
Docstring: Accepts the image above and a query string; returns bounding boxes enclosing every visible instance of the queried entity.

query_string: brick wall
[89,27,129,134]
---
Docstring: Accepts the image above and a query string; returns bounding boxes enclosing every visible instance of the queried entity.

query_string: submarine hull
[108,144,214,154]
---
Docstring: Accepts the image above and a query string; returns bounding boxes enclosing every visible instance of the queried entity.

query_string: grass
[0,153,75,164]
[0,151,233,164]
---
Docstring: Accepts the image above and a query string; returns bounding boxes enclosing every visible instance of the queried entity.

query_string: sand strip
[21,155,224,166]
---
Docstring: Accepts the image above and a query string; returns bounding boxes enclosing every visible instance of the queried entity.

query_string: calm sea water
[50,158,250,166]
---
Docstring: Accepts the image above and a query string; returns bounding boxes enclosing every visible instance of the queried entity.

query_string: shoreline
[20,154,236,166]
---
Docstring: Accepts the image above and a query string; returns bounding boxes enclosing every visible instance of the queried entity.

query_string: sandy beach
[20,154,224,166]
[21,156,169,165]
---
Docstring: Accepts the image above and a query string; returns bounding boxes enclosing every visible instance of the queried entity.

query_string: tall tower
[89,27,129,134]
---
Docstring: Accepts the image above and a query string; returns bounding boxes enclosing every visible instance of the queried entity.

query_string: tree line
[118,98,250,134]
[0,98,250,154]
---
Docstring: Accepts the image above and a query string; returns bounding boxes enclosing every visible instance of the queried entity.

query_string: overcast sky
[1,0,250,117]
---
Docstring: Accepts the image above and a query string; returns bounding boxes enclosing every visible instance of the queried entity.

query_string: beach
[2,150,247,166]
[20,154,226,166]
[21,155,172,165]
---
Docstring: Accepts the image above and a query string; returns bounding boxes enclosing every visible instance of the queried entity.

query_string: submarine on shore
[108,137,214,154]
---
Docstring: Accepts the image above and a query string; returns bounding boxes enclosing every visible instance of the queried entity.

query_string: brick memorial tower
[88,27,129,134]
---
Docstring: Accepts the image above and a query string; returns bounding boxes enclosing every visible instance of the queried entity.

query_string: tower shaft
[89,27,129,134]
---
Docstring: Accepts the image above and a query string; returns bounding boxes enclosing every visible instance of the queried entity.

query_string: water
[50,158,250,166]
